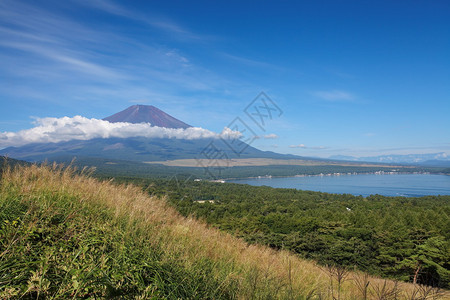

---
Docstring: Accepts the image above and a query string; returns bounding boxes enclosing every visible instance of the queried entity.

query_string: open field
[144,158,412,168]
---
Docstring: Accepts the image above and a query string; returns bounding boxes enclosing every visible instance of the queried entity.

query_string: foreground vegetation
[1,163,448,298]
[140,179,450,290]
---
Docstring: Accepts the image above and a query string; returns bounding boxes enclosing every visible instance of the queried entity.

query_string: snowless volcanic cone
[104,105,191,129]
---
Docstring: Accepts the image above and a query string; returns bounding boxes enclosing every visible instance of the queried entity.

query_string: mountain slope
[0,163,433,299]
[104,104,191,128]
[0,105,304,163]
[0,136,300,162]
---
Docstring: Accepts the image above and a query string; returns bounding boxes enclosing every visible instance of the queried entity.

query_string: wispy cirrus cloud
[0,41,123,80]
[80,0,212,42]
[0,0,127,82]
[311,90,356,102]
[0,0,235,111]
[220,52,284,71]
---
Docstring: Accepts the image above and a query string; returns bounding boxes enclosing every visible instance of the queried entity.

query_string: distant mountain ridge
[104,105,191,129]
[330,152,450,166]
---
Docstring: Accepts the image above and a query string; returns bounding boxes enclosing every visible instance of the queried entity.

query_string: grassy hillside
[0,164,448,299]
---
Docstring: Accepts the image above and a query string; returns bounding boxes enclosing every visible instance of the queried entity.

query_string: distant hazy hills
[0,105,299,163]
[330,153,450,166]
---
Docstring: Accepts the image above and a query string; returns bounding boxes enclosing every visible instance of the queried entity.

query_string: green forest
[137,178,450,289]
[65,156,434,180]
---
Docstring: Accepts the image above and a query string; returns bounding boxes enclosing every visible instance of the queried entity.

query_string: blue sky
[0,0,449,158]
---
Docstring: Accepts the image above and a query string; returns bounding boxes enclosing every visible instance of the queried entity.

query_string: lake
[228,173,450,197]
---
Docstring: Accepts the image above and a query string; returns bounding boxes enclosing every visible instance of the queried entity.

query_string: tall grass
[0,163,448,299]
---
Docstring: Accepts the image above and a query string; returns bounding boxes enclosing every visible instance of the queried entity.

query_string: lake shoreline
[221,170,432,182]
[225,173,450,197]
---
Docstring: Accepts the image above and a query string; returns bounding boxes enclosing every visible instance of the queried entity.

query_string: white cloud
[435,152,447,159]
[311,90,355,102]
[289,144,327,150]
[254,134,278,140]
[0,116,241,148]
[289,144,306,148]
[263,133,278,139]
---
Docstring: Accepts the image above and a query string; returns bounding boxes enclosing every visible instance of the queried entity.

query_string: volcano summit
[104,105,191,129]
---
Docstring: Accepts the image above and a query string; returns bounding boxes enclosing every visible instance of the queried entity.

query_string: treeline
[141,179,450,288]
[0,156,29,175]
[65,156,431,179]
[0,156,445,180]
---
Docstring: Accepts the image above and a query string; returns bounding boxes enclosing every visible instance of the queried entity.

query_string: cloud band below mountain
[289,144,328,150]
[0,116,241,148]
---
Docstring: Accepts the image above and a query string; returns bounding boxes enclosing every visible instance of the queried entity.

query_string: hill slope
[1,164,446,299]
[0,136,300,163]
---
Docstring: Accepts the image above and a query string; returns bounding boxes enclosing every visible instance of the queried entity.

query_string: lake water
[228,173,450,197]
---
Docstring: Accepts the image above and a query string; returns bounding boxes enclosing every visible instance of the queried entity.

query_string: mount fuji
[103,105,191,129]
[0,105,298,163]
